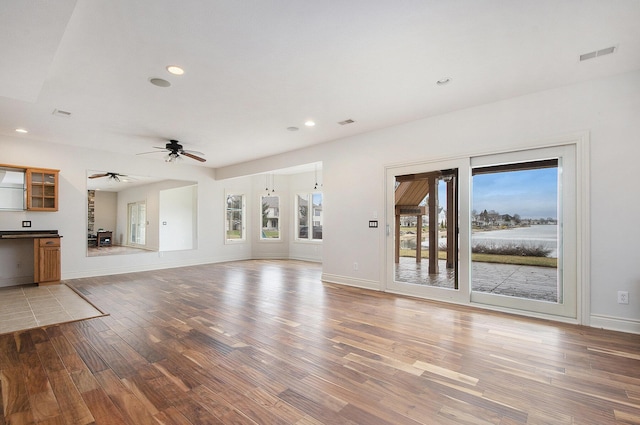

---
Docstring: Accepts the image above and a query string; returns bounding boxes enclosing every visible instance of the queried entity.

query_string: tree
[513,213,521,224]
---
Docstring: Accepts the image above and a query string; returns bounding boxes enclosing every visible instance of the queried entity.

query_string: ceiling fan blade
[182,149,205,156]
[89,173,110,179]
[181,151,206,162]
[136,151,163,155]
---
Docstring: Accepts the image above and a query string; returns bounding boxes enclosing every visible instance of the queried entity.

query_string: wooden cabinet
[26,168,59,211]
[34,237,61,285]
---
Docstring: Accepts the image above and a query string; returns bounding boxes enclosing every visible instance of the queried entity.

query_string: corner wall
[217,70,640,334]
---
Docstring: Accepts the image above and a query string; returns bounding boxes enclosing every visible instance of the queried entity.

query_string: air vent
[580,46,616,61]
[52,109,72,117]
[338,119,355,125]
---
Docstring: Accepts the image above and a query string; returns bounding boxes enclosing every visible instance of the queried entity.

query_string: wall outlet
[617,291,629,304]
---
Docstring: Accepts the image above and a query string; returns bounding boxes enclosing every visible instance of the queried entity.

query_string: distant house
[262,196,279,229]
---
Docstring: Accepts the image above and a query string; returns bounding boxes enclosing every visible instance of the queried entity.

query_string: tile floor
[0,284,104,334]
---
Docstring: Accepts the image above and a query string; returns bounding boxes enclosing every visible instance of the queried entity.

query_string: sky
[469,168,558,219]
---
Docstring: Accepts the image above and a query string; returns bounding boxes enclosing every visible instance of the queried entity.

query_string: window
[226,194,245,241]
[296,192,322,240]
[260,195,280,240]
[127,201,146,246]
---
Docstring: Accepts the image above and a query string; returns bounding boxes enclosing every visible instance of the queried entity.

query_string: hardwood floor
[1,260,639,424]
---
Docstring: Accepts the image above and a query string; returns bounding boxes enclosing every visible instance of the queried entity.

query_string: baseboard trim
[62,255,252,280]
[321,273,380,291]
[289,255,322,263]
[590,314,640,335]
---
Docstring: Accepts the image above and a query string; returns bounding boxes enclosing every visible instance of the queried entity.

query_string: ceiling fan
[138,139,206,163]
[88,172,128,182]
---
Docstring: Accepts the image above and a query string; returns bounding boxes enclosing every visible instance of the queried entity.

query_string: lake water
[472,224,558,258]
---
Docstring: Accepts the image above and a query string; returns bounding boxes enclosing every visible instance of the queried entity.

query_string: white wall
[248,171,323,262]
[251,174,290,260]
[0,142,253,280]
[217,70,640,333]
[159,184,197,252]
[93,191,116,235]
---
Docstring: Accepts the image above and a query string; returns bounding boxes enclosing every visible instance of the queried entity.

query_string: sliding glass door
[385,158,470,304]
[127,201,146,247]
[470,145,577,317]
[386,144,579,319]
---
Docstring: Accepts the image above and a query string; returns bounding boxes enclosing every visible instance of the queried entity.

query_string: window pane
[261,195,280,239]
[471,162,559,302]
[311,193,323,240]
[226,194,244,240]
[394,170,458,289]
[297,194,308,239]
[128,201,146,245]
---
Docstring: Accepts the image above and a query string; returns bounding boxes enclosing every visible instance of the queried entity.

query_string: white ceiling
[1,0,639,169]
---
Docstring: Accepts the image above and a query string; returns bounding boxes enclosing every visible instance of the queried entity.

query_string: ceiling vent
[580,46,616,61]
[52,109,72,117]
[338,119,355,125]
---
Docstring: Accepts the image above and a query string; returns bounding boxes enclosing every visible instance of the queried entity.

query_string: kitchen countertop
[0,230,61,239]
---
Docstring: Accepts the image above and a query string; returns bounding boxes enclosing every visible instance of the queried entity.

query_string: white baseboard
[252,253,290,260]
[289,255,322,263]
[590,314,640,335]
[62,255,252,280]
[321,273,381,291]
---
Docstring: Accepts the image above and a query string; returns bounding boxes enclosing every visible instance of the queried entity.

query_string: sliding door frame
[384,133,590,324]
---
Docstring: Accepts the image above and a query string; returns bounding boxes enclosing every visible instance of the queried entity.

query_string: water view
[472,224,558,258]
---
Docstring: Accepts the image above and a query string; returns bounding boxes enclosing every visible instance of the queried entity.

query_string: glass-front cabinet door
[26,168,59,211]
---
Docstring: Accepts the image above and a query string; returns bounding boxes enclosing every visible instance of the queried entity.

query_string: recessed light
[149,78,171,87]
[287,126,299,131]
[15,128,28,134]
[436,77,452,86]
[305,120,316,127]
[166,65,184,75]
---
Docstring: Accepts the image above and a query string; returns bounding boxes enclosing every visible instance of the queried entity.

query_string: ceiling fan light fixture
[165,152,182,163]
[305,120,316,127]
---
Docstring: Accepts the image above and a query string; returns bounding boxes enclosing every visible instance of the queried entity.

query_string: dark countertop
[0,230,61,239]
